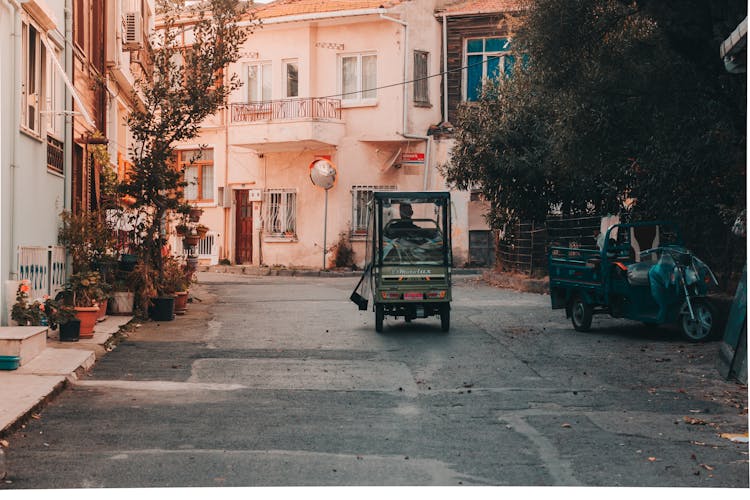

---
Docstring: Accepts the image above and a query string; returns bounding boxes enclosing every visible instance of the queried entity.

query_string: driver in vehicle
[390,203,419,230]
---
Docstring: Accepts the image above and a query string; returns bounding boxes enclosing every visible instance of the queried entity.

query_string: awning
[39,35,96,128]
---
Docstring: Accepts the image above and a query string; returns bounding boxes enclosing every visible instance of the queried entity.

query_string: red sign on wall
[400,152,425,164]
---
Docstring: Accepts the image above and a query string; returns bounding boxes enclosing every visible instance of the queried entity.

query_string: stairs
[0,326,48,367]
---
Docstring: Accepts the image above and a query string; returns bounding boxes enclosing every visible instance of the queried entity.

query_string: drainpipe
[64,0,73,211]
[442,13,448,125]
[380,12,433,191]
[8,1,21,281]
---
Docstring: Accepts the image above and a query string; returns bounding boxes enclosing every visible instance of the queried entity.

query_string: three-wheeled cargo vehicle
[350,192,452,332]
[548,221,718,341]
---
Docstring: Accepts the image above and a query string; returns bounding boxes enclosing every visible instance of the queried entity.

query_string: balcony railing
[230,97,341,124]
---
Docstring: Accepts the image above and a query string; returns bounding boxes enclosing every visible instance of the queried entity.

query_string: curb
[201,265,486,278]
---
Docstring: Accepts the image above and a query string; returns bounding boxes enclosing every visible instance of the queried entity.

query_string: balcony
[228,98,346,154]
[231,97,341,123]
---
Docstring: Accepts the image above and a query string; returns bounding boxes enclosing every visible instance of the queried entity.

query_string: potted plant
[44,298,80,342]
[188,207,204,222]
[109,275,136,315]
[10,280,45,326]
[64,271,104,338]
[183,228,200,247]
[164,259,191,315]
[175,223,189,237]
[195,224,209,239]
[148,257,187,321]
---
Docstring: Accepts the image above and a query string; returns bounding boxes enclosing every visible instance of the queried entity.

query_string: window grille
[47,135,64,174]
[351,185,396,237]
[263,189,297,236]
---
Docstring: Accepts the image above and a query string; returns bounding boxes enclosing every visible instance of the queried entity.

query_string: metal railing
[172,231,219,265]
[16,245,66,302]
[230,97,341,123]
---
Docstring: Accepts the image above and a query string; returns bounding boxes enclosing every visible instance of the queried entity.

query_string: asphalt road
[0,273,747,488]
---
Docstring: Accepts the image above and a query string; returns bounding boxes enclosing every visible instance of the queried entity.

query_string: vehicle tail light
[381,292,401,299]
[425,290,446,299]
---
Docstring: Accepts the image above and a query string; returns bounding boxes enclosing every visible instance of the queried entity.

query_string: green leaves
[444,0,745,281]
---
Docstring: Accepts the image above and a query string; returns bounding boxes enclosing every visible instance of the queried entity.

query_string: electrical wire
[318,54,513,100]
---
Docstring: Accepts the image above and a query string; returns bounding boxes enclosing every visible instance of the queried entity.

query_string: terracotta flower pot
[189,208,203,222]
[183,235,200,247]
[97,298,109,321]
[174,291,188,315]
[75,306,100,338]
[196,225,209,239]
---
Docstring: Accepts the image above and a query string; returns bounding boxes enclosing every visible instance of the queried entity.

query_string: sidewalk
[199,264,484,278]
[0,315,132,437]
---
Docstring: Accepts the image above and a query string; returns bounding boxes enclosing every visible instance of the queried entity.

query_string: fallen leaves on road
[720,433,749,443]
[561,423,572,428]
[699,463,714,471]
[648,457,657,462]
[0,440,8,448]
[684,416,708,425]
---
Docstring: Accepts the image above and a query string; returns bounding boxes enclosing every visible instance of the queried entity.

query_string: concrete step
[0,374,66,434]
[15,348,95,381]
[0,326,48,366]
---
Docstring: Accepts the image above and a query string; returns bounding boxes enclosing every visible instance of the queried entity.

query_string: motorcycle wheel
[571,297,592,332]
[375,304,384,333]
[680,299,715,342]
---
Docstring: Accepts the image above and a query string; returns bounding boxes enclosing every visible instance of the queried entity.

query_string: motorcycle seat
[626,262,653,286]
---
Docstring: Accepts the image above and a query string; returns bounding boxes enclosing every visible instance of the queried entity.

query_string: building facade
[0,0,153,324]
[171,0,524,270]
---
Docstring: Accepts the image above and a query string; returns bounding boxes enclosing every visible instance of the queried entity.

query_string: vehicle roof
[373,191,450,200]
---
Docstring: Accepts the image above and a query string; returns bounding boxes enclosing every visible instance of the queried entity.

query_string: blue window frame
[464,37,514,101]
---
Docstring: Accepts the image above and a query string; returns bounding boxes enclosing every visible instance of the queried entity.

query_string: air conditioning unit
[122,12,143,51]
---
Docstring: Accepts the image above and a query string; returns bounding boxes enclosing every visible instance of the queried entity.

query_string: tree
[442,0,746,283]
[121,0,251,301]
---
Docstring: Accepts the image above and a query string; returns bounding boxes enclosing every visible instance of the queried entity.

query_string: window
[464,37,514,101]
[351,185,396,237]
[413,51,429,105]
[45,44,61,136]
[340,53,377,103]
[22,19,46,135]
[285,60,298,98]
[263,189,297,237]
[248,62,272,101]
[178,149,214,202]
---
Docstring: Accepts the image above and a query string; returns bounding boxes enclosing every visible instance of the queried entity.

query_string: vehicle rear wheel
[375,304,384,333]
[680,299,715,342]
[440,304,450,332]
[571,297,592,332]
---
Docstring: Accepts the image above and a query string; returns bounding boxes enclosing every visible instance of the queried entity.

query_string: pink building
[175,0,522,269]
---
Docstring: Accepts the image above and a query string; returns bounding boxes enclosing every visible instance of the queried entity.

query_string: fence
[16,246,66,302]
[496,215,603,276]
[230,97,341,123]
[171,231,219,265]
[496,222,548,276]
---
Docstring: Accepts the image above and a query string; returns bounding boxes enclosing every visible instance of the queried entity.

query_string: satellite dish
[309,158,337,190]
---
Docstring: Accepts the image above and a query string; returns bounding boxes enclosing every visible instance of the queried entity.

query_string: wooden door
[235,190,253,264]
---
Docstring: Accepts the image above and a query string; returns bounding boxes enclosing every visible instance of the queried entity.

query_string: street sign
[400,152,425,165]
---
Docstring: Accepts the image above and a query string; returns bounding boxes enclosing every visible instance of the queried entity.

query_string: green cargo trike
[350,192,452,332]
[548,221,719,341]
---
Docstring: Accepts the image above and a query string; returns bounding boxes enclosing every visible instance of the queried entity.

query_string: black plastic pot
[149,296,175,321]
[119,254,139,272]
[59,319,81,342]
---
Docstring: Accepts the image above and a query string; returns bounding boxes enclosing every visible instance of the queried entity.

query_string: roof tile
[441,0,527,15]
[254,0,405,19]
